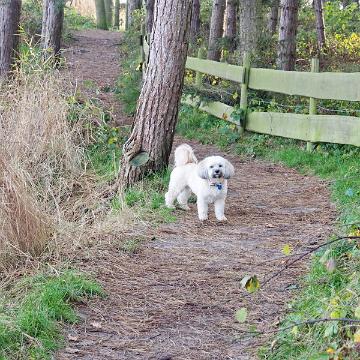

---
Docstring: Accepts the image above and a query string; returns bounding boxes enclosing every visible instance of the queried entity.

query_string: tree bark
[104,0,113,28]
[314,0,326,50]
[268,0,279,35]
[207,0,226,61]
[145,0,155,36]
[0,0,21,78]
[224,0,237,52]
[190,0,200,44]
[127,0,141,28]
[238,0,262,57]
[41,0,65,58]
[119,0,193,189]
[95,0,108,29]
[277,0,300,71]
[114,0,120,28]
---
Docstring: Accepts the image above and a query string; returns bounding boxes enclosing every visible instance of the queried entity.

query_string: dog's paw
[178,204,190,211]
[198,215,208,221]
[216,216,228,222]
[165,204,176,209]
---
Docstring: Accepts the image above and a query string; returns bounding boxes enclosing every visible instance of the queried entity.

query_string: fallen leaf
[326,258,336,273]
[282,244,292,256]
[240,275,260,293]
[235,307,247,323]
[90,321,102,329]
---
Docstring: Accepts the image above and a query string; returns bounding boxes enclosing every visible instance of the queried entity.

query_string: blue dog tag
[216,183,223,190]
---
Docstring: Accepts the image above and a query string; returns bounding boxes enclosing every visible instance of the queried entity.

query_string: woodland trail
[58,30,335,359]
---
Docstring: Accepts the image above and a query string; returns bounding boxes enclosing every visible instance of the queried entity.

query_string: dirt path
[58,30,335,359]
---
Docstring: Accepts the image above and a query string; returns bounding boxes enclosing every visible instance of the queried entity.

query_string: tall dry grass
[0,72,86,271]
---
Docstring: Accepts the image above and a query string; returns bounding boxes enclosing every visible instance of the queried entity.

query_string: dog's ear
[197,160,209,179]
[223,160,235,179]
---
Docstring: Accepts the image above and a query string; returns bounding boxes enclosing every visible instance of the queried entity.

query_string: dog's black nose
[214,169,220,174]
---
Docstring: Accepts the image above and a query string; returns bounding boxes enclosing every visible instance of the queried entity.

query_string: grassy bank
[0,270,103,360]
[177,105,360,359]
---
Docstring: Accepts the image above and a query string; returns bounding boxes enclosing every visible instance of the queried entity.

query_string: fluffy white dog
[165,144,235,221]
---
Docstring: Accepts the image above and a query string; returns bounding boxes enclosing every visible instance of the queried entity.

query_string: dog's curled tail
[174,144,198,167]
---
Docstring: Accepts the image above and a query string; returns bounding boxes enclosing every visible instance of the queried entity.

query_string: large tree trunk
[95,0,108,29]
[207,0,226,61]
[224,0,237,52]
[190,0,200,44]
[41,0,65,58]
[114,0,120,28]
[277,0,300,71]
[145,0,155,36]
[268,0,279,35]
[314,0,326,50]
[0,0,21,77]
[104,0,113,28]
[119,0,193,189]
[127,0,141,28]
[238,0,262,57]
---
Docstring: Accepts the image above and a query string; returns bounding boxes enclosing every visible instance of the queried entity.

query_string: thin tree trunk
[208,0,226,61]
[238,0,262,57]
[41,0,65,58]
[114,0,120,28]
[190,0,200,44]
[127,0,141,28]
[314,0,326,50]
[95,0,108,29]
[145,0,155,36]
[277,0,300,71]
[224,0,237,51]
[268,0,280,35]
[104,0,113,28]
[119,0,193,189]
[0,0,21,77]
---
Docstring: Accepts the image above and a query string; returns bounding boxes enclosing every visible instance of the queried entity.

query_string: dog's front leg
[214,198,227,221]
[197,198,209,221]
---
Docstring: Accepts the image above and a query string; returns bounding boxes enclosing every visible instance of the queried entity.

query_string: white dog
[165,144,234,221]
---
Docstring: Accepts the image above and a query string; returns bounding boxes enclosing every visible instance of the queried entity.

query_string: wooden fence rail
[142,39,360,148]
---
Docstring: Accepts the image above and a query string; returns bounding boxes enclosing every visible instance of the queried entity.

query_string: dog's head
[197,156,235,180]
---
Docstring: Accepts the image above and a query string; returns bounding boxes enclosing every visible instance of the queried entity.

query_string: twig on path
[262,236,360,287]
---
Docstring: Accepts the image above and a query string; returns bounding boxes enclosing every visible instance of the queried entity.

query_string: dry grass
[0,72,89,271]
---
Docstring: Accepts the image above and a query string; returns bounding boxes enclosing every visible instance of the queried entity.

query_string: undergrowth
[177,105,360,359]
[0,270,103,360]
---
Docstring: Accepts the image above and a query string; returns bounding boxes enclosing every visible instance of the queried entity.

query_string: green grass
[0,270,103,360]
[177,104,360,360]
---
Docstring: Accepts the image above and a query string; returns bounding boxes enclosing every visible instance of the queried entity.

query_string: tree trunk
[119,0,193,189]
[190,0,200,44]
[224,0,237,52]
[104,0,113,28]
[238,0,262,57]
[208,0,226,61]
[277,0,300,71]
[314,0,326,50]
[41,0,65,58]
[127,0,141,28]
[0,0,21,78]
[268,0,279,35]
[114,0,120,28]
[95,0,108,29]
[145,0,155,36]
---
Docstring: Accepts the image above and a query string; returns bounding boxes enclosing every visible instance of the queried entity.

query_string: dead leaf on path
[90,321,102,329]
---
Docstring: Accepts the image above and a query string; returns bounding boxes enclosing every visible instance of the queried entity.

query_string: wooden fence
[141,38,360,148]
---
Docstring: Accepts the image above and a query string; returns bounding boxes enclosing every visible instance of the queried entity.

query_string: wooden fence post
[239,52,250,134]
[195,48,206,88]
[307,58,319,151]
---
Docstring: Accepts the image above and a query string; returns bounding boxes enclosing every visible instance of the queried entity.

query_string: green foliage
[122,169,176,224]
[115,31,142,116]
[64,8,96,31]
[0,270,103,360]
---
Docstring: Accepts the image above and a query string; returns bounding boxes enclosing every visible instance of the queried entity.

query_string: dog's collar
[209,180,223,190]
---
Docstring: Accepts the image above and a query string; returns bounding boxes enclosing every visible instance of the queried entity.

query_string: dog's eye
[219,164,223,168]
[210,165,214,169]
